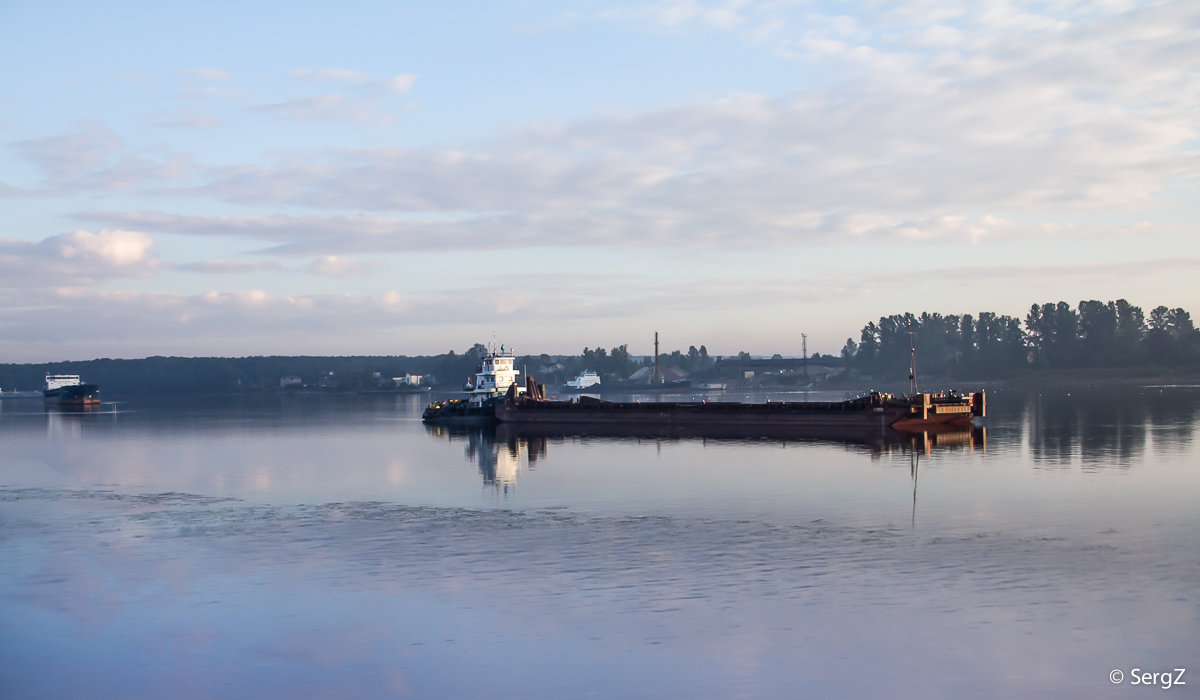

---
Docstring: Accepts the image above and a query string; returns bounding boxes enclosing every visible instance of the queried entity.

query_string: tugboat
[43,374,100,405]
[423,345,527,423]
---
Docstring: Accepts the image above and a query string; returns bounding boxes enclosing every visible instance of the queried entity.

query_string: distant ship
[562,370,601,392]
[43,374,100,405]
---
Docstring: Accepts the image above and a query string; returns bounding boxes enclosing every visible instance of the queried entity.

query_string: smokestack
[653,331,659,384]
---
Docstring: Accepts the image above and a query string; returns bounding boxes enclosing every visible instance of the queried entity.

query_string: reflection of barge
[428,417,985,465]
[495,384,984,434]
[43,374,100,405]
[496,419,985,453]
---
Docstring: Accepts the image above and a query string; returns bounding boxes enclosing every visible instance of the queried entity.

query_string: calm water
[1,386,1197,698]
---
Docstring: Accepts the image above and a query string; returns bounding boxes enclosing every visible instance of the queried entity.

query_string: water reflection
[1012,385,1200,468]
[4,387,1199,699]
[425,421,986,489]
[424,423,548,492]
[44,402,119,438]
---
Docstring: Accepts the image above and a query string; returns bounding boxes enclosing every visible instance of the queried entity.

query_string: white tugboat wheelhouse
[464,345,526,407]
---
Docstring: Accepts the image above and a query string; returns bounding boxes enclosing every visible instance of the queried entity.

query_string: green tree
[1078,300,1118,366]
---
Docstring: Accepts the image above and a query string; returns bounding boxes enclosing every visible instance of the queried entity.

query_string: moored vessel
[43,374,101,405]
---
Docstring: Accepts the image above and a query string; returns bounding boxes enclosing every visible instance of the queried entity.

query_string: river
[1,385,1197,698]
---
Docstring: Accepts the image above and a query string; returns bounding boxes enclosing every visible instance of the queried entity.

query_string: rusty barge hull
[495,392,984,433]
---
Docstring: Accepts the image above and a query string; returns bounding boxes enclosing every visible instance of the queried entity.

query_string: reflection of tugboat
[423,422,547,491]
[423,345,527,423]
[43,374,100,406]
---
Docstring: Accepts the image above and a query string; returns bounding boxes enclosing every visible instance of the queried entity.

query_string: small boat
[43,374,100,405]
[423,345,527,423]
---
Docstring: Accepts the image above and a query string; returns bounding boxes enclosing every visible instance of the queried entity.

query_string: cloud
[55,1,1185,256]
[13,124,197,190]
[175,259,284,274]
[385,74,417,94]
[282,68,416,106]
[306,254,387,277]
[0,230,160,288]
[616,0,750,30]
[6,251,1197,361]
[78,211,514,255]
[55,229,155,266]
[0,275,754,358]
[77,208,1186,262]
[252,94,396,125]
[181,68,231,82]
[20,3,1200,260]
[290,68,370,85]
[151,106,226,130]
[0,287,452,360]
[13,124,123,183]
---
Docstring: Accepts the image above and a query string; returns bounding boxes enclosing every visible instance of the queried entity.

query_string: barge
[427,335,984,434]
[494,383,984,434]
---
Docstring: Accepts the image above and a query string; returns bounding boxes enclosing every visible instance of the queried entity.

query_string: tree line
[3,298,1195,395]
[842,299,1199,379]
[544,343,718,381]
[0,343,718,396]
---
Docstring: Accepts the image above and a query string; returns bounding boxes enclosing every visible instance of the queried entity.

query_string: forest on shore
[1,299,1196,396]
[842,299,1199,381]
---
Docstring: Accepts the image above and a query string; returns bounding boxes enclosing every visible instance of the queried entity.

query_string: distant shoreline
[2,355,1197,398]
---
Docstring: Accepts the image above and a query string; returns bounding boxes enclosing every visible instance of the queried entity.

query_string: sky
[1,0,1198,362]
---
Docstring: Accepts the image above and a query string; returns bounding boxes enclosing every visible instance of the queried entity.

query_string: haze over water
[1,385,1197,698]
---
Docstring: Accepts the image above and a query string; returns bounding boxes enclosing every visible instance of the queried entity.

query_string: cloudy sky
[2,1,1197,362]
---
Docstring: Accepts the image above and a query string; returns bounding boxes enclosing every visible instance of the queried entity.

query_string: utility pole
[906,328,919,395]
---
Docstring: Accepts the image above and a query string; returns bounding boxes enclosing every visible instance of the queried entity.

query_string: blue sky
[2,0,1198,362]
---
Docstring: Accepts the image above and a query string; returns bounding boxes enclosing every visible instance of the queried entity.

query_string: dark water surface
[1,386,1197,698]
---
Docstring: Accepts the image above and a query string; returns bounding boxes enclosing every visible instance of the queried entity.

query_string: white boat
[563,370,601,391]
